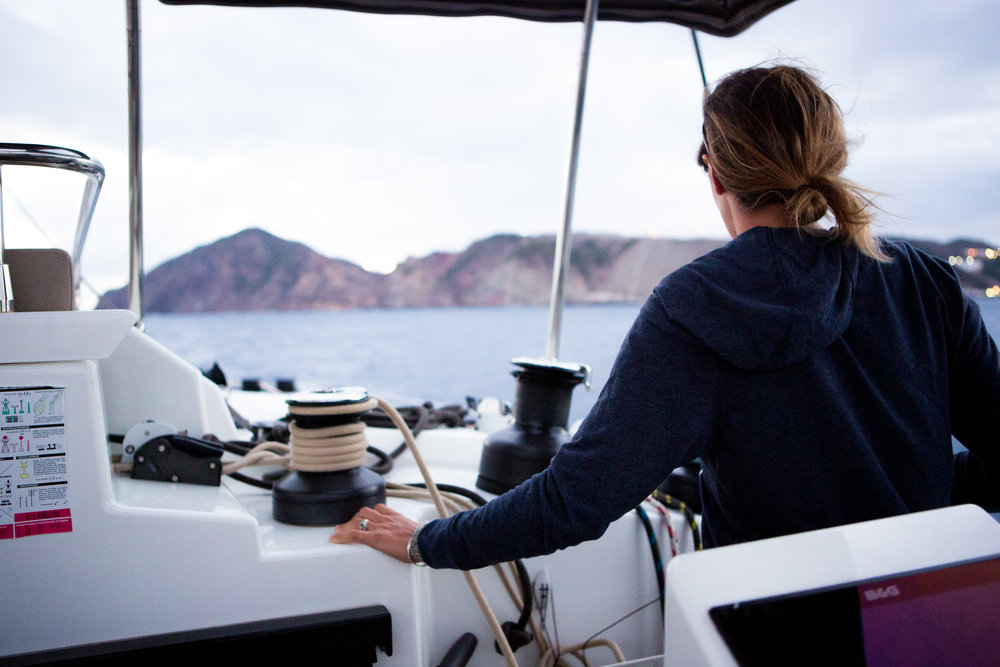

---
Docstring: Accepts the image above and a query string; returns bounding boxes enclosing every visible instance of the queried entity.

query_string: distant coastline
[99,228,1000,313]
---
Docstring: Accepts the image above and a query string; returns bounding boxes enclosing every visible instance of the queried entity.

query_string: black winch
[476,358,589,495]
[272,387,386,526]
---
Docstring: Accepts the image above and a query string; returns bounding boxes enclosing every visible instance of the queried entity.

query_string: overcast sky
[1,0,998,300]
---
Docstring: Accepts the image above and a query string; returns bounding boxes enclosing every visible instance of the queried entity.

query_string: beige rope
[285,399,374,472]
[222,441,290,475]
[289,421,365,439]
[553,638,626,665]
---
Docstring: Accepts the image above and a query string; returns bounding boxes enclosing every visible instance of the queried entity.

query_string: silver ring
[359,518,370,532]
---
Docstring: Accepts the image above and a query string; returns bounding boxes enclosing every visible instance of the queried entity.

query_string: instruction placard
[0,387,71,540]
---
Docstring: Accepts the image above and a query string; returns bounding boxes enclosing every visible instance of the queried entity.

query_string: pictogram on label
[0,387,71,540]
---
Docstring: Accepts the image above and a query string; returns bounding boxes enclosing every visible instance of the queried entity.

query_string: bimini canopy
[159,0,795,37]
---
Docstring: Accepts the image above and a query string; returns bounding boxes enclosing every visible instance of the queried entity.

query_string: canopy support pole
[691,29,708,89]
[545,0,600,360]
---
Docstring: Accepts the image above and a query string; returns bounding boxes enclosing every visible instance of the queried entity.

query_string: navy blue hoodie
[421,228,1000,568]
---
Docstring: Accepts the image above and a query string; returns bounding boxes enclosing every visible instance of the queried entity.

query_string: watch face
[408,528,427,566]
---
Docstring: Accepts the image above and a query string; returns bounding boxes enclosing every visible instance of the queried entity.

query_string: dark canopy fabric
[159,0,796,37]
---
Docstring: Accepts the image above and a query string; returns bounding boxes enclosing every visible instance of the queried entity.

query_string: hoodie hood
[655,227,858,371]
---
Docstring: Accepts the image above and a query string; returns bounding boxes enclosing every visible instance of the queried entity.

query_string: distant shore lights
[947,246,1000,297]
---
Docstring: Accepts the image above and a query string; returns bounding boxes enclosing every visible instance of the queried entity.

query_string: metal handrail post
[127,0,145,324]
[0,167,11,312]
[70,172,106,299]
[544,0,600,360]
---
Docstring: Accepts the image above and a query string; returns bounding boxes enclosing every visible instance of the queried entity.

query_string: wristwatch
[407,525,427,566]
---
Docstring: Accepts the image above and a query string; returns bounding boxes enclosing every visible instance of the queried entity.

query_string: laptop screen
[708,555,1000,666]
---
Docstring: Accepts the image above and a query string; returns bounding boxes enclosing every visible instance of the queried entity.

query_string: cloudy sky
[1,0,998,302]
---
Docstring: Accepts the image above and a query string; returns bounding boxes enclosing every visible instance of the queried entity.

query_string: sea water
[144,299,1000,425]
[143,304,640,424]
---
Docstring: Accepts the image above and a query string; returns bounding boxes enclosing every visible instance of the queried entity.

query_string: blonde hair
[701,65,888,261]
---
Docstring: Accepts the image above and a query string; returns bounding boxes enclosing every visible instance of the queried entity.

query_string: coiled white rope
[221,441,289,475]
[220,398,378,476]
[286,396,377,472]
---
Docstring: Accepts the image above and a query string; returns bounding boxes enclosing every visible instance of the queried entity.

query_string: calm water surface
[143,304,641,423]
[144,299,1000,425]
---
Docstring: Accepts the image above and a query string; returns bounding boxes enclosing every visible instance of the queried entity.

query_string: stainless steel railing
[0,143,105,313]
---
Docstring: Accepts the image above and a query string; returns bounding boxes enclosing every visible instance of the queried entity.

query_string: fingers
[328,504,400,543]
[357,505,387,520]
[372,503,395,517]
[329,508,374,544]
[329,503,419,565]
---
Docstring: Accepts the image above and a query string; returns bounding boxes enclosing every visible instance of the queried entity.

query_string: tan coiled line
[287,397,378,472]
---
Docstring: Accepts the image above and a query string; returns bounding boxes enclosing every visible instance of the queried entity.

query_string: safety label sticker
[0,387,71,540]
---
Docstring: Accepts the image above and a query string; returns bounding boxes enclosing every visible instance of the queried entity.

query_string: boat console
[664,504,1000,666]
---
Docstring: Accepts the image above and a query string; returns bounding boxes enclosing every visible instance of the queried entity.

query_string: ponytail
[789,174,889,262]
[703,65,889,262]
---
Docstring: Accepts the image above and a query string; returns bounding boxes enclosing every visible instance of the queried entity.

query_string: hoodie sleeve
[419,296,721,570]
[949,295,1000,511]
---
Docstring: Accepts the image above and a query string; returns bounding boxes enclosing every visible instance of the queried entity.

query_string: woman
[331,64,1000,568]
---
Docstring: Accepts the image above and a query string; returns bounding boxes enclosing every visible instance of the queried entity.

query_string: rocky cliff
[99,228,725,312]
[99,228,999,313]
[100,228,385,312]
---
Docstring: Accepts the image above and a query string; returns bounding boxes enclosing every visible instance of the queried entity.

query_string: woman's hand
[329,503,418,564]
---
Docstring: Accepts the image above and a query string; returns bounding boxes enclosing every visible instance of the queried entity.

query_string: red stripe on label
[15,516,73,538]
